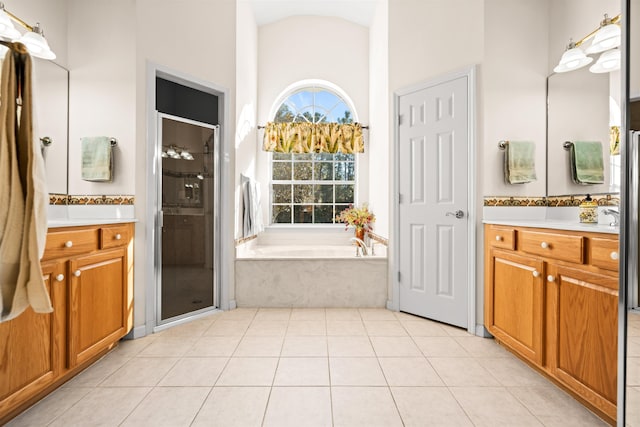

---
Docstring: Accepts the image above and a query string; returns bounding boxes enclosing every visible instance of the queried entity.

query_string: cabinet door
[547,263,617,420]
[0,262,64,420]
[68,249,127,367]
[485,249,545,364]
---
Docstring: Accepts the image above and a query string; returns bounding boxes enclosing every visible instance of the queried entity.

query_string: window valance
[262,122,364,154]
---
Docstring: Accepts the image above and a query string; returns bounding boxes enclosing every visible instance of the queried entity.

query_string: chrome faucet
[603,208,619,227]
[350,237,369,256]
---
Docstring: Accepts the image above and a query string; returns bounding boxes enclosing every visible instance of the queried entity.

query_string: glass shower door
[157,113,218,322]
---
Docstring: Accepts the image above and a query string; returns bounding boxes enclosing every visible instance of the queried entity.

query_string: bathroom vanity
[0,222,134,424]
[484,222,618,425]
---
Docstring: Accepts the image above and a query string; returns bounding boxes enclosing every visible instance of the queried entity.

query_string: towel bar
[563,141,573,151]
[40,136,52,147]
[498,140,508,150]
[109,137,118,147]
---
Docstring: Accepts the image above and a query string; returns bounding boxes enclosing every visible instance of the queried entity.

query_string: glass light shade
[166,147,177,156]
[197,173,204,180]
[585,24,621,54]
[161,151,168,158]
[589,49,621,73]
[0,10,20,40]
[553,46,593,73]
[180,150,191,159]
[170,153,181,159]
[18,26,56,60]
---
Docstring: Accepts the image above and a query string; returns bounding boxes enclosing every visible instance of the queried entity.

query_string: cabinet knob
[610,251,619,260]
[56,274,64,282]
[65,240,73,248]
[540,241,549,249]
[495,235,502,241]
[115,233,122,240]
[532,270,540,277]
[74,269,81,277]
[547,275,555,282]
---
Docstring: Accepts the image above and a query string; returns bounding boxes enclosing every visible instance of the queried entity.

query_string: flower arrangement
[336,204,375,232]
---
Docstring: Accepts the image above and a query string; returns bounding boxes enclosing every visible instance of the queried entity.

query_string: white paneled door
[398,75,470,329]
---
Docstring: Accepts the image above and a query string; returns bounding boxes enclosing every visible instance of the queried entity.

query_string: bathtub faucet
[350,237,369,256]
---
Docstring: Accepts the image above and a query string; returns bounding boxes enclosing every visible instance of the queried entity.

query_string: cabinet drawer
[590,237,619,271]
[519,230,584,264]
[43,229,99,260]
[100,225,131,249]
[486,226,516,250]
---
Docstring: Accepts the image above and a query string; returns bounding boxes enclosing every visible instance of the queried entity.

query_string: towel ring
[563,141,573,151]
[498,140,508,150]
[109,137,118,147]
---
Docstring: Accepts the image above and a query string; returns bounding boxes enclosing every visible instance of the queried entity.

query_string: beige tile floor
[7,308,608,427]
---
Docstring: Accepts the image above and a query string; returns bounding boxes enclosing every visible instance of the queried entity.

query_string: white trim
[153,308,223,334]
[144,61,232,336]
[392,65,478,336]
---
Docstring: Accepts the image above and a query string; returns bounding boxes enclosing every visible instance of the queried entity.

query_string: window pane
[294,205,313,223]
[334,153,354,162]
[314,185,333,203]
[313,153,333,161]
[335,161,355,181]
[272,184,291,203]
[314,205,334,223]
[335,184,354,203]
[293,184,313,203]
[272,162,292,180]
[294,162,312,180]
[273,153,292,161]
[294,153,313,161]
[272,205,291,223]
[315,162,333,180]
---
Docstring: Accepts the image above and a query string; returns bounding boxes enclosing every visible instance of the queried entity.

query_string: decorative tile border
[48,194,68,205]
[484,194,620,207]
[546,193,620,207]
[483,196,547,207]
[50,195,135,205]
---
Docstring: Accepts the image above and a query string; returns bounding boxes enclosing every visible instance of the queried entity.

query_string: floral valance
[262,122,364,154]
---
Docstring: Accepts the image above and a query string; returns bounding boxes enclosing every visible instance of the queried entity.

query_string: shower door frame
[155,112,221,328]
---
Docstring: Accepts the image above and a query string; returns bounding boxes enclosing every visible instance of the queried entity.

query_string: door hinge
[398,114,404,126]
[397,271,401,282]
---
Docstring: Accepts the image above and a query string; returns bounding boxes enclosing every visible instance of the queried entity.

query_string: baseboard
[228,300,237,310]
[124,325,148,339]
[386,300,397,311]
[476,324,492,338]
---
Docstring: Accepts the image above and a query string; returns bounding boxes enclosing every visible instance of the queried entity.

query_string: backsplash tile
[484,194,619,207]
[49,195,135,205]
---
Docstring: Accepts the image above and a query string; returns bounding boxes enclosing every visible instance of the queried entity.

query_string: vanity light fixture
[590,48,621,73]
[553,40,592,73]
[553,13,621,74]
[585,14,621,54]
[0,3,56,59]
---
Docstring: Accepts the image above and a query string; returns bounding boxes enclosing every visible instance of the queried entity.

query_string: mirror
[546,67,615,197]
[32,58,69,197]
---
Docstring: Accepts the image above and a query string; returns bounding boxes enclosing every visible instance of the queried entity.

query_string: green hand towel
[570,141,604,184]
[505,141,537,184]
[81,136,113,182]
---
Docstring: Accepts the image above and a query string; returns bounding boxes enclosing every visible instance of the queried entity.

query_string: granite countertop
[482,219,619,235]
[48,218,137,228]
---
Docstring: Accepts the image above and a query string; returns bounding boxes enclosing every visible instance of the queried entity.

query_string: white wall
[235,1,258,239]
[67,0,136,196]
[134,0,237,329]
[256,16,370,234]
[368,0,390,238]
[482,0,549,198]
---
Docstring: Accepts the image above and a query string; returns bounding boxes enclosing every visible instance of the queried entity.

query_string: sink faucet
[350,237,369,256]
[603,208,619,227]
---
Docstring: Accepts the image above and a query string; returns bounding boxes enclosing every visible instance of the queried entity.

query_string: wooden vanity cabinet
[0,222,134,425]
[484,224,619,425]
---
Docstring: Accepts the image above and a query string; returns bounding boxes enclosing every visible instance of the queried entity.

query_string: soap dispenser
[579,194,598,224]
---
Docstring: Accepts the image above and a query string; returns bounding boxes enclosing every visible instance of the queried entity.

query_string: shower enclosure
[156,113,219,323]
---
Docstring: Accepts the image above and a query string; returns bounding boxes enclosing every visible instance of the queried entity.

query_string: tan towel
[81,136,113,181]
[0,42,52,321]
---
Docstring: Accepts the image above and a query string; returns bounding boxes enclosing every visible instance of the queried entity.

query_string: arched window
[270,82,357,225]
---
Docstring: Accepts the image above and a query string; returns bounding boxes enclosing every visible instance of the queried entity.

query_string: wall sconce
[0,2,56,60]
[162,145,194,160]
[554,13,620,74]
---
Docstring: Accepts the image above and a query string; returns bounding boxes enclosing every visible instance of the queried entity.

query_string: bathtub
[235,244,388,308]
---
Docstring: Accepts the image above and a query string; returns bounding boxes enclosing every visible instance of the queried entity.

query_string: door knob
[547,275,555,282]
[446,210,464,219]
[56,274,64,282]
[610,251,619,260]
[115,234,122,240]
[532,270,540,277]
[74,270,81,277]
[65,240,73,248]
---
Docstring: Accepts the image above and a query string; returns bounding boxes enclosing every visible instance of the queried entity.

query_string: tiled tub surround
[235,243,388,308]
